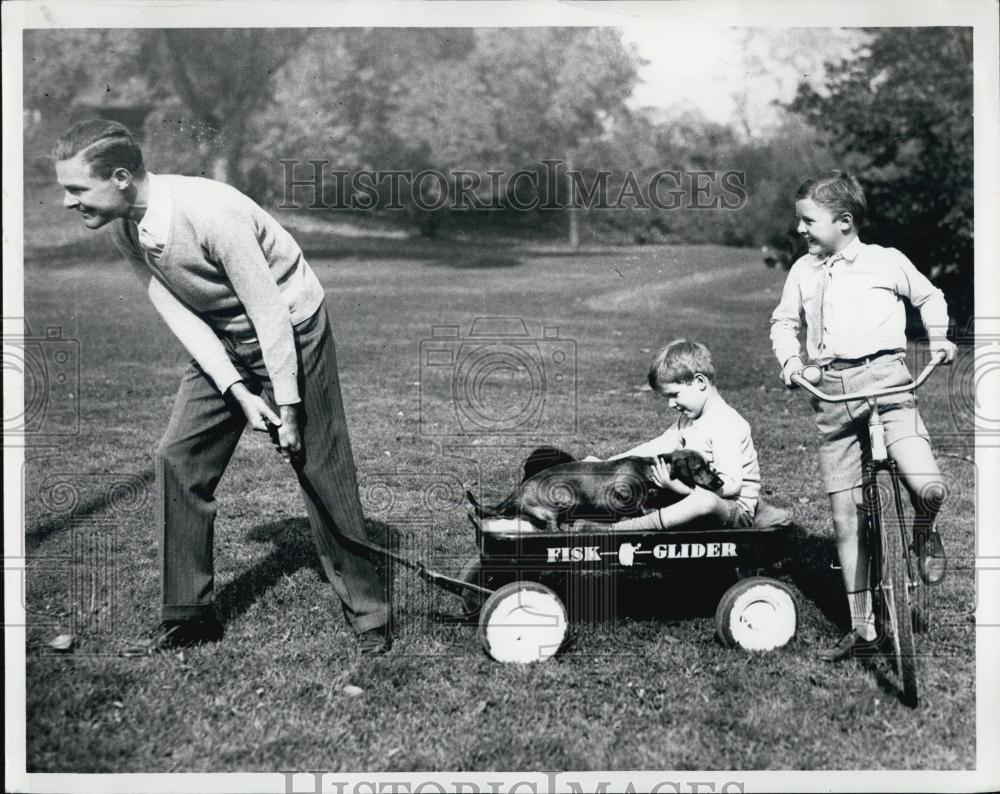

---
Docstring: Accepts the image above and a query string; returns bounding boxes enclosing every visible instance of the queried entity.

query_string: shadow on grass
[26,469,156,551]
[214,517,403,627]
[783,523,847,629]
[857,651,918,707]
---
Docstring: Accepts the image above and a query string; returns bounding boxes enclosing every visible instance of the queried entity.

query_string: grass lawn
[20,222,977,772]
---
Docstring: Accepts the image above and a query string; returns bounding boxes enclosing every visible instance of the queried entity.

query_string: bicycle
[791,350,946,707]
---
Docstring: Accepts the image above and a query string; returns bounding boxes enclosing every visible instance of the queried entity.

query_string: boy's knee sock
[848,589,876,640]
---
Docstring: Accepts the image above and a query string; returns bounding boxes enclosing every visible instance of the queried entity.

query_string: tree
[23,29,309,192]
[787,27,974,327]
[148,29,312,187]
[255,28,640,240]
[23,30,153,177]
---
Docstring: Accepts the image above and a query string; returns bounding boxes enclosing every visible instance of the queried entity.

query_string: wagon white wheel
[478,581,568,663]
[715,576,798,652]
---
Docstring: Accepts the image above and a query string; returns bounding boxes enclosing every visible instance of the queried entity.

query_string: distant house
[72,103,156,140]
[71,80,157,139]
[25,80,157,179]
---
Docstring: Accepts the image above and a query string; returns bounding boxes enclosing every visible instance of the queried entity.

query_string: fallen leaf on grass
[798,497,810,504]
[48,634,74,652]
[472,699,490,715]
[343,684,364,697]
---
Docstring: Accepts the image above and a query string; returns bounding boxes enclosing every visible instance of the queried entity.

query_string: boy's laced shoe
[121,616,224,657]
[914,528,947,586]
[815,629,886,662]
[357,624,393,656]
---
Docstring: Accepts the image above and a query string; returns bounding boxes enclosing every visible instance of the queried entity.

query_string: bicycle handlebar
[790,350,946,403]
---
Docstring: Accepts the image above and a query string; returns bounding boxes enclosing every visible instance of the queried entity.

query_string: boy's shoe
[357,625,392,656]
[121,616,223,657]
[815,629,885,662]
[914,528,947,586]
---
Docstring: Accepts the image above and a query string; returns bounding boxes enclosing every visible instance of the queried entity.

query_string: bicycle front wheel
[871,470,919,706]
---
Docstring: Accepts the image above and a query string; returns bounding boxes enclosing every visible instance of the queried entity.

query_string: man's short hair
[52,119,144,179]
[795,170,867,227]
[648,339,715,388]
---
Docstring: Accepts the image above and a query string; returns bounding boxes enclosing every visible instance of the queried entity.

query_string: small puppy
[468,447,723,532]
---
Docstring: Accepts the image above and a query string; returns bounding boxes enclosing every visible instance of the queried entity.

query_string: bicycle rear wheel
[870,469,919,706]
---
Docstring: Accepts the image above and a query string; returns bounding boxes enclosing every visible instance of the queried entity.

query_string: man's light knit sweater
[110,175,324,404]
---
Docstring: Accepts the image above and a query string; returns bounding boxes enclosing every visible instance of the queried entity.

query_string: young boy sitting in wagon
[588,339,761,531]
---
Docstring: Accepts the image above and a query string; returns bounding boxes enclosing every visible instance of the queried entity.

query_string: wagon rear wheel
[715,576,798,652]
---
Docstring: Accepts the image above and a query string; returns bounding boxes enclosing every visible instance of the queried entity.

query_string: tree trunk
[211,153,230,184]
[566,153,580,249]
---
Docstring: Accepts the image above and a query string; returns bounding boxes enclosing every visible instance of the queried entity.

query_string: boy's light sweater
[110,174,324,405]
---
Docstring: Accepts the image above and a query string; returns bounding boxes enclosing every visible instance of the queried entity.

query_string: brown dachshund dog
[467,446,724,531]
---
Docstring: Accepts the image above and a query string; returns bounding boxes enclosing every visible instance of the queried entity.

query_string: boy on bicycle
[770,170,957,661]
[589,339,761,532]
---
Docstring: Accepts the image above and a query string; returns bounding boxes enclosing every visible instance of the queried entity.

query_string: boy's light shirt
[634,391,760,512]
[769,237,951,366]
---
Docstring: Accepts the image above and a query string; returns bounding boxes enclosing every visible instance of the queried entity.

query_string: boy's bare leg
[830,487,869,595]
[889,436,948,584]
[656,488,732,527]
[817,487,878,660]
[611,488,730,530]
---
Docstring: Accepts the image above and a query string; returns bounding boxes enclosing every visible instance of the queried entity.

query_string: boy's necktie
[808,254,841,362]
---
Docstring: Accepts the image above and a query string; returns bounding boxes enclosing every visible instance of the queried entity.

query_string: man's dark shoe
[357,625,392,656]
[914,528,947,586]
[815,629,885,662]
[122,616,223,657]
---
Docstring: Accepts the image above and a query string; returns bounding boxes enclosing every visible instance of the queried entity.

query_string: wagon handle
[289,460,493,600]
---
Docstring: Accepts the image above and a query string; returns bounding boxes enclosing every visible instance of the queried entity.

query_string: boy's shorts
[811,352,931,494]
